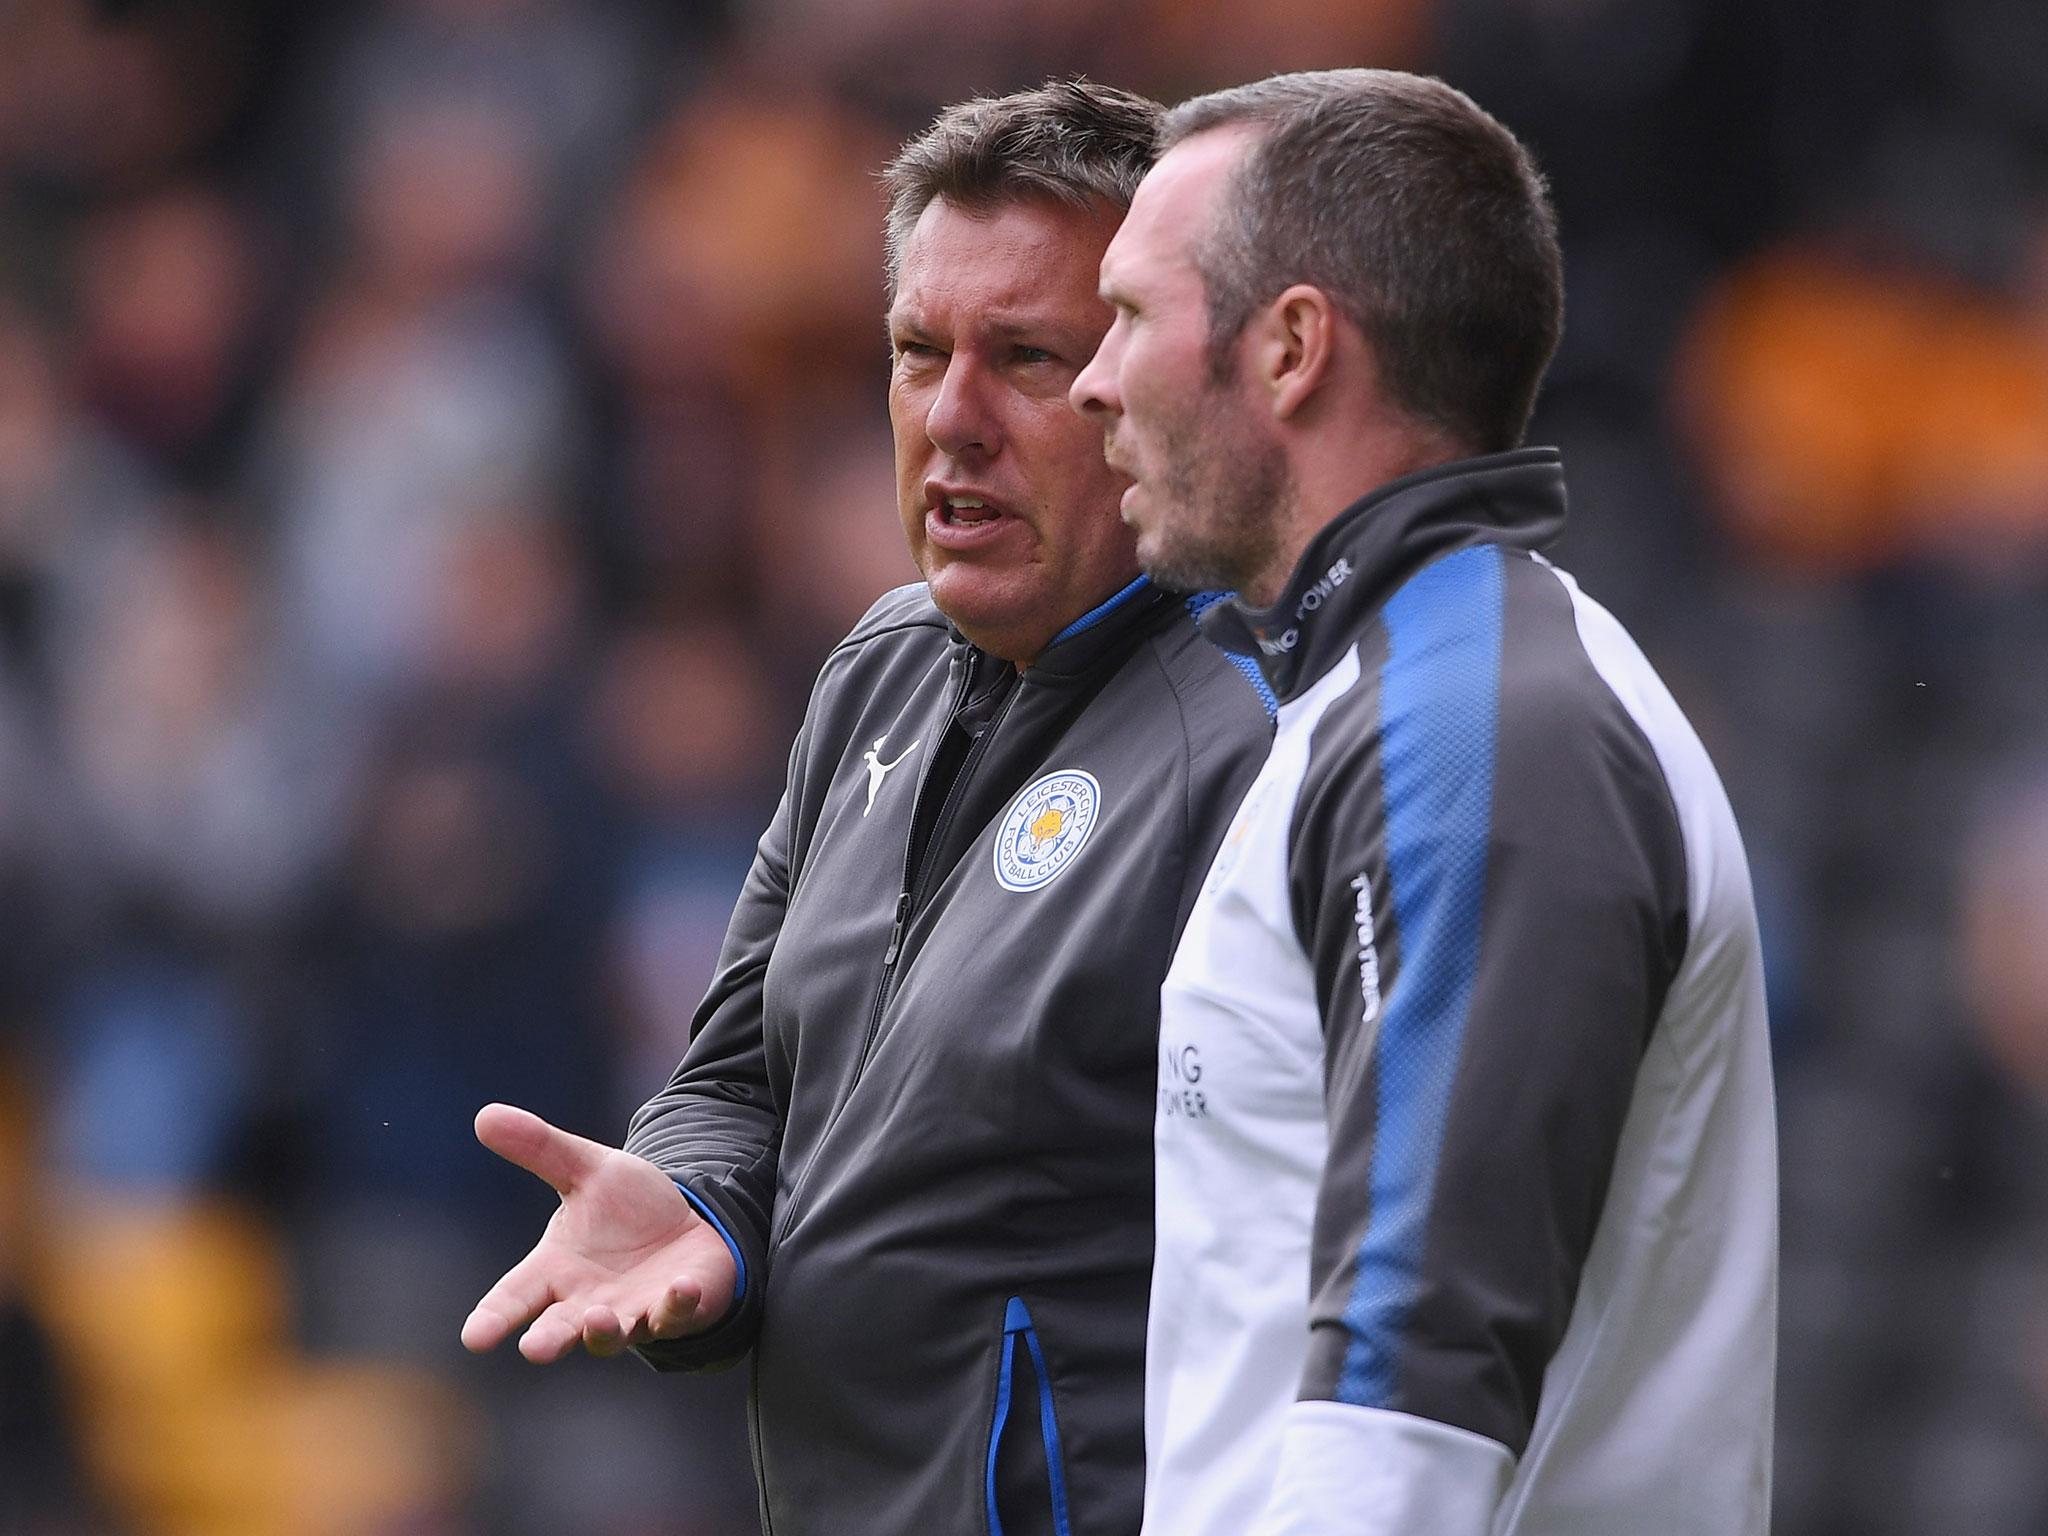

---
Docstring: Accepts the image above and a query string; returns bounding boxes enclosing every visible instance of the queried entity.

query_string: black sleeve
[1288,548,1688,1455]
[622,723,804,1372]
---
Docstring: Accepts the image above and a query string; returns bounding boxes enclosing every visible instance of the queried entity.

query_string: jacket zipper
[859,679,1019,1065]
[766,656,1015,1250]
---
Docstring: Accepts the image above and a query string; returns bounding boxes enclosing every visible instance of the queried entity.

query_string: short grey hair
[880,79,1162,295]
[1161,69,1563,455]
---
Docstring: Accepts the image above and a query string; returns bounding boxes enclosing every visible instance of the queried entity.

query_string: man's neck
[1241,428,1463,607]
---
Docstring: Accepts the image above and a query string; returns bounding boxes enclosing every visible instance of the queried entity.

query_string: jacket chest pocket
[985,1297,1074,1536]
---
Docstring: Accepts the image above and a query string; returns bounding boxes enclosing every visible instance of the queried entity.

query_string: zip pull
[882,891,913,967]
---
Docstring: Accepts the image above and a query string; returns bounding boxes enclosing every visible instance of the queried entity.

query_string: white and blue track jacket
[1145,449,1777,1536]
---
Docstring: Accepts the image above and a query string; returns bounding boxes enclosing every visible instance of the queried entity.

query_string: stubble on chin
[1138,519,1235,595]
[1136,431,1290,598]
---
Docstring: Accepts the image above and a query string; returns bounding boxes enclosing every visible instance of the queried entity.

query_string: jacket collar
[1200,447,1566,704]
[942,574,1180,686]
[1028,574,1184,683]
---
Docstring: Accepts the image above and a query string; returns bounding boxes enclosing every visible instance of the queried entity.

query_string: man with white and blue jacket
[1074,69,1777,1536]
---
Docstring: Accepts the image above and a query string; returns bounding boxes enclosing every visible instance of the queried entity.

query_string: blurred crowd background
[0,0,2045,1532]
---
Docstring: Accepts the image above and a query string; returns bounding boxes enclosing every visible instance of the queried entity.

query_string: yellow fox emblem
[1030,806,1066,843]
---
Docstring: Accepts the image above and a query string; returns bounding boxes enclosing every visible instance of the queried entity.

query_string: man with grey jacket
[462,81,1270,1536]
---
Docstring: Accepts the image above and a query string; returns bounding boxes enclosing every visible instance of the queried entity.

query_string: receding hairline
[1149,68,1565,453]
[1153,69,1523,255]
[878,78,1163,296]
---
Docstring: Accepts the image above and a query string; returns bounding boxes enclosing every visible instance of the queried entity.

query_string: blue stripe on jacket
[1185,591,1280,719]
[1045,575,1152,648]
[1337,544,1505,1406]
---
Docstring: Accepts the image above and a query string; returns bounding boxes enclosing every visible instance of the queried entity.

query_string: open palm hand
[460,1103,739,1363]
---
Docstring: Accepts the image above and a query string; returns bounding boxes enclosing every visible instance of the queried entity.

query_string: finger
[581,1304,632,1359]
[462,1252,556,1354]
[518,1299,584,1365]
[461,1301,517,1354]
[474,1103,609,1196]
[647,1276,705,1340]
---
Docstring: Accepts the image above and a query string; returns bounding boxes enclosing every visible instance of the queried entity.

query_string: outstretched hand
[461,1103,739,1363]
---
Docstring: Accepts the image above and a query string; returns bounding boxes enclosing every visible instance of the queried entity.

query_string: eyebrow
[891,311,1098,351]
[984,312,1095,344]
[1093,255,1134,303]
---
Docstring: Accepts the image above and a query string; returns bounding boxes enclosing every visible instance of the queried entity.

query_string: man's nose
[1070,332,1120,422]
[925,356,1001,458]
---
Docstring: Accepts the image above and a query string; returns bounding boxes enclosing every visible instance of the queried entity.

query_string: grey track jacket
[625,578,1271,1536]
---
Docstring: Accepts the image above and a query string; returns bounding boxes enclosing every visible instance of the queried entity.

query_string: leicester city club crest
[993,769,1102,893]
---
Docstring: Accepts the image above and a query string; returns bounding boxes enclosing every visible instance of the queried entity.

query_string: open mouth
[923,485,1024,552]
[937,495,1002,528]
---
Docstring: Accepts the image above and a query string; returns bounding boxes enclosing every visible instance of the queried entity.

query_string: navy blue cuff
[669,1178,747,1304]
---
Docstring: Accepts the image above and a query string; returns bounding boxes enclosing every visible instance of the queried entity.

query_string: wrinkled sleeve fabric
[1265,547,1688,1532]
[622,725,806,1373]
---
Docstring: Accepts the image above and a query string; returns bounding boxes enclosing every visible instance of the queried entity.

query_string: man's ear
[1250,284,1339,422]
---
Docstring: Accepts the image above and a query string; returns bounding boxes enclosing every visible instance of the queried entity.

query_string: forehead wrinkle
[890,278,1105,350]
[888,198,1119,359]
[896,257,1064,313]
[896,221,1058,297]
